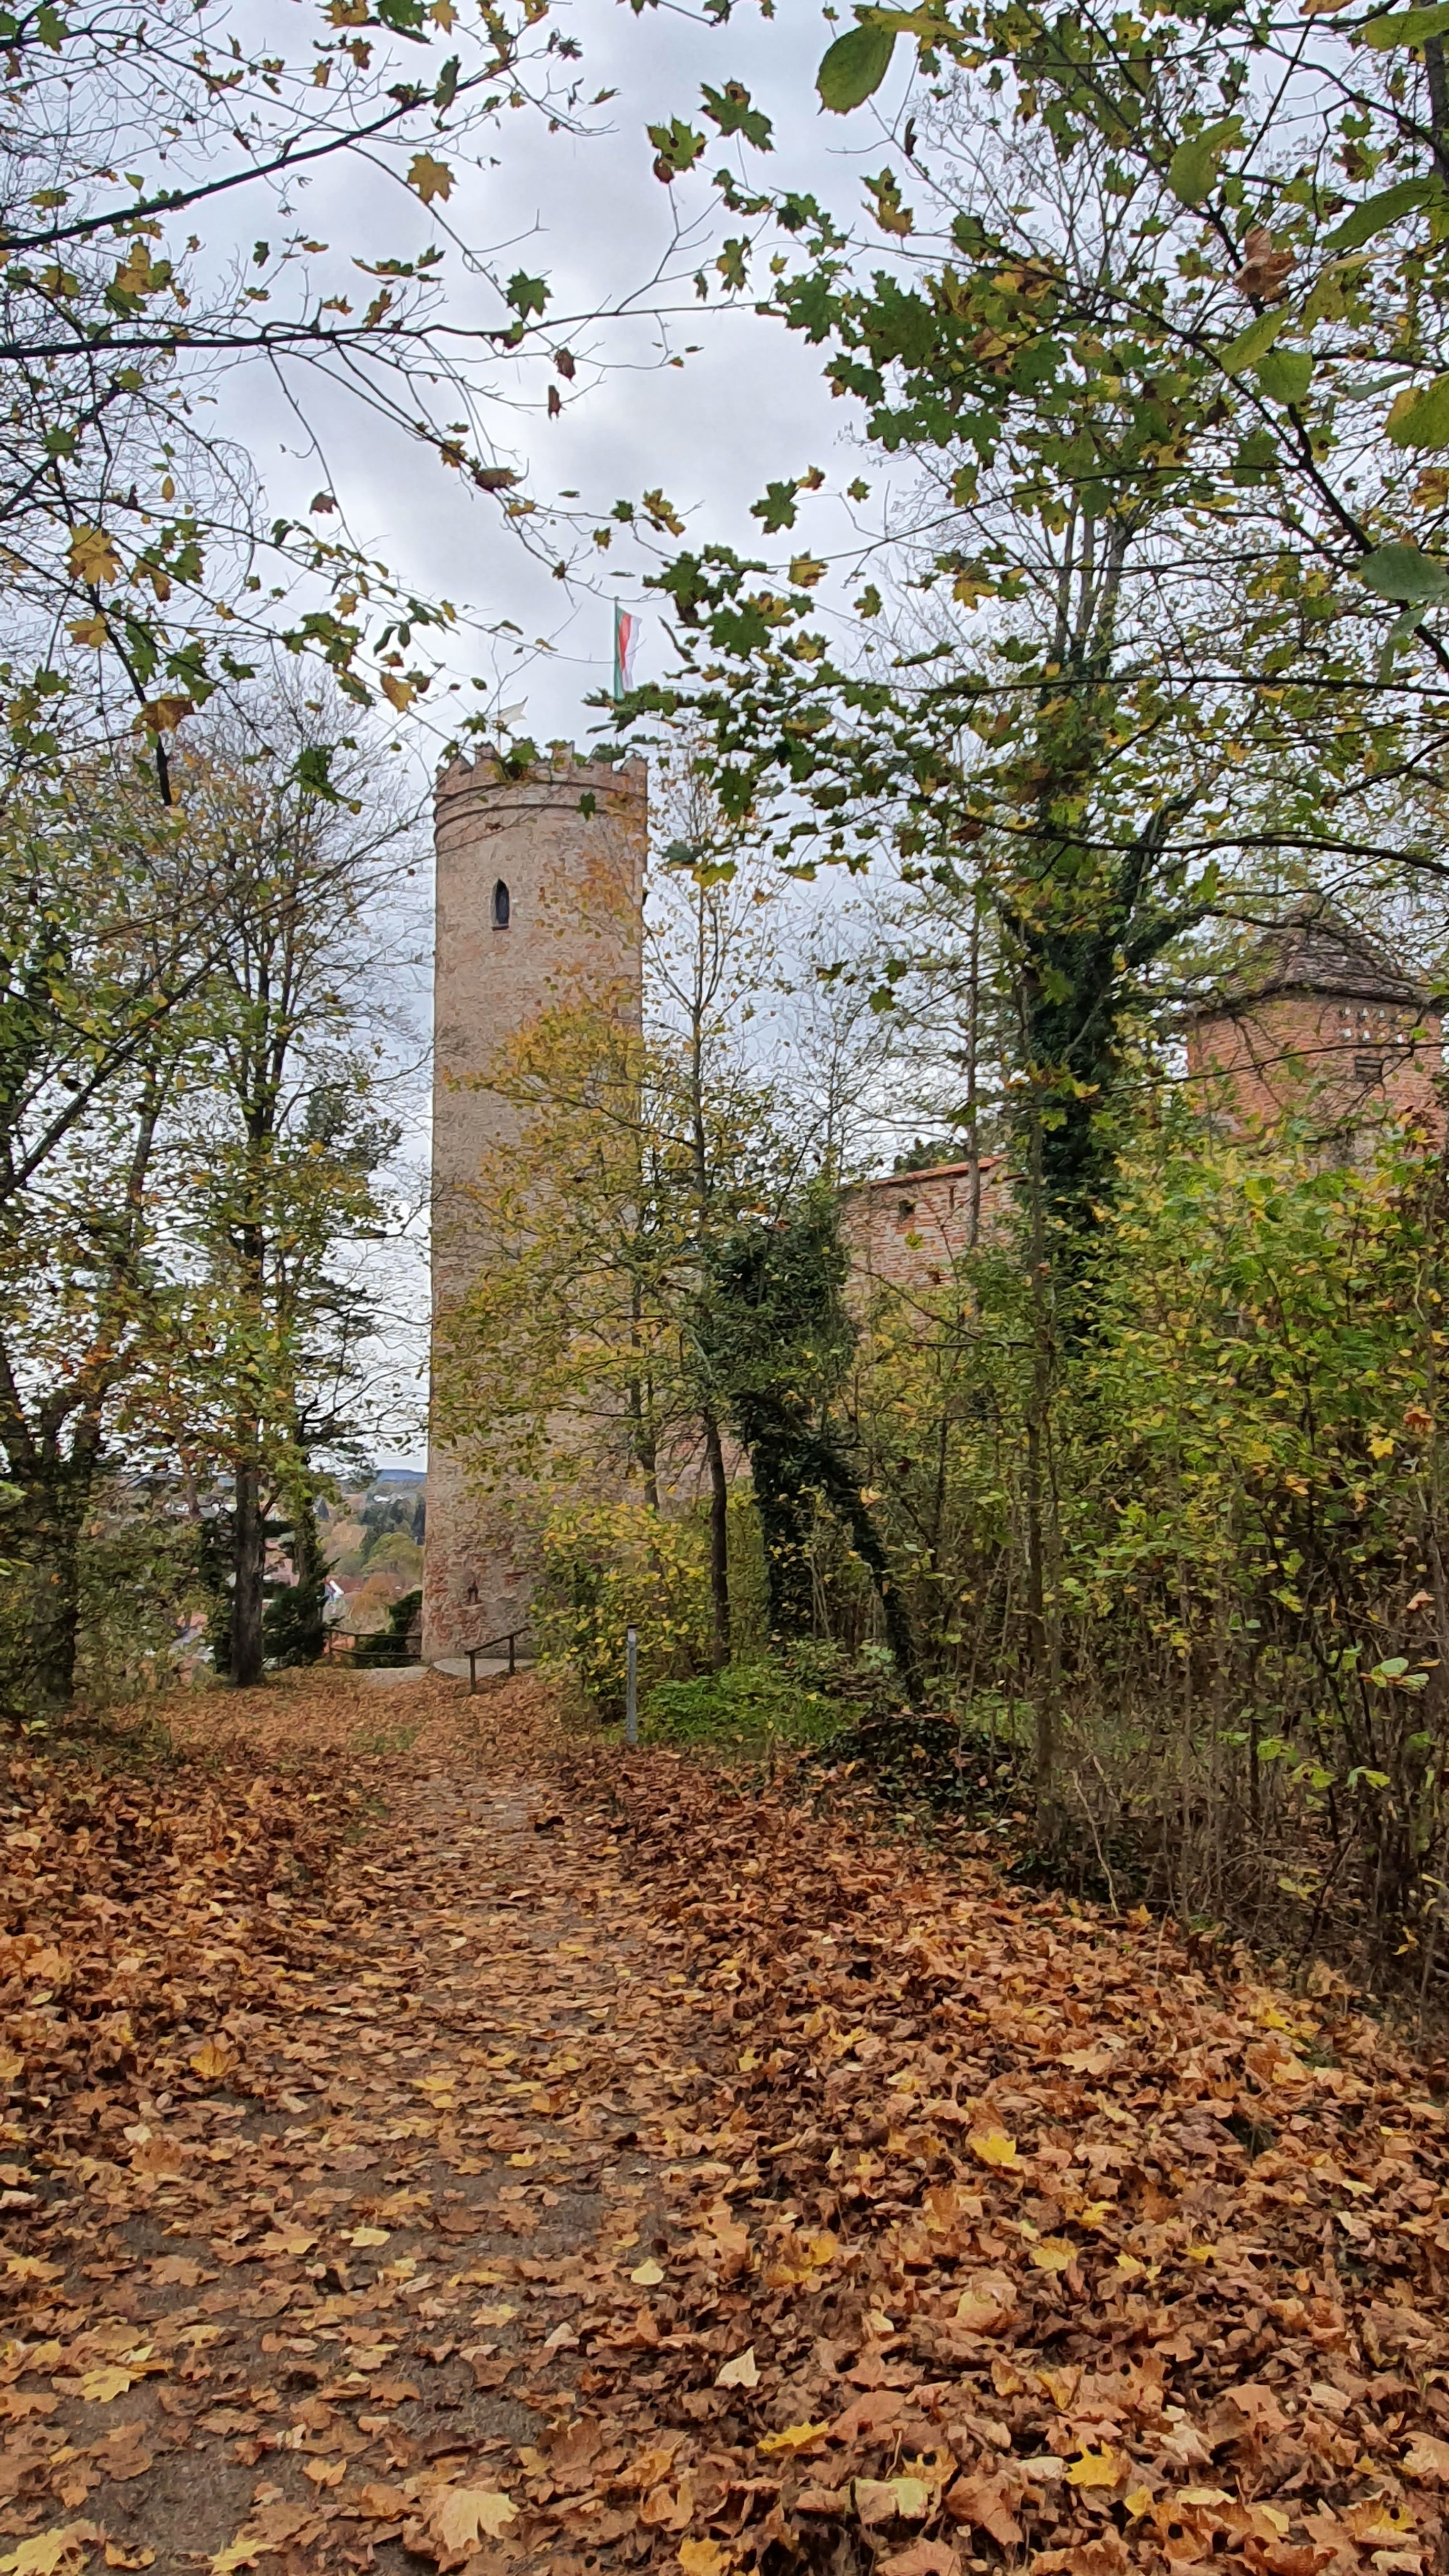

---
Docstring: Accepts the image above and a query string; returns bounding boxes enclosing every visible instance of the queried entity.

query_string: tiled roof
[1189,904,1431,1014]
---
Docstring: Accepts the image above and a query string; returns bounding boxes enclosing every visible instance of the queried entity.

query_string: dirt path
[7,1672,1449,2576]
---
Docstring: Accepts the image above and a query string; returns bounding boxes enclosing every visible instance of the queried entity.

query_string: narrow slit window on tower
[492,878,510,929]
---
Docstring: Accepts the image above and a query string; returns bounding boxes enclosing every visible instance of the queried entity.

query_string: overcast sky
[234,0,914,749]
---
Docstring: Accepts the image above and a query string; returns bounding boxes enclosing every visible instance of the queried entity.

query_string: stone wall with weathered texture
[422,751,646,1662]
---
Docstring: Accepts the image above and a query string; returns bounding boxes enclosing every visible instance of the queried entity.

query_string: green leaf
[1167,117,1242,207]
[294,744,341,802]
[817,21,897,112]
[1220,308,1287,377]
[1356,541,1449,602]
[1361,0,1449,43]
[648,117,706,180]
[1385,371,1449,446]
[701,80,773,149]
[1324,174,1440,249]
[505,270,549,320]
[1254,349,1313,404]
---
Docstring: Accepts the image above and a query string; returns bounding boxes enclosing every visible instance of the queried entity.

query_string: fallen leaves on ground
[3,1671,1449,2576]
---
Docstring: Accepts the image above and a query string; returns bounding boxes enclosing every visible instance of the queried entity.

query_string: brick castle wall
[1185,993,1443,1142]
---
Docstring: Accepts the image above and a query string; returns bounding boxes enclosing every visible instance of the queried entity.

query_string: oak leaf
[189,2038,233,2080]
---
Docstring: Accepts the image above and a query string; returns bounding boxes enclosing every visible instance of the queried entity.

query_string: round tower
[1184,904,1443,1146]
[424,748,646,1664]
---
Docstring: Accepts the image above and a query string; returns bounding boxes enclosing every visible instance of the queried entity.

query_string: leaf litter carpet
[4,1674,1449,2576]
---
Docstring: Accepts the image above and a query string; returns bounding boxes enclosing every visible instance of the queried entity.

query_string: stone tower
[1184,904,1442,1145]
[422,748,647,1663]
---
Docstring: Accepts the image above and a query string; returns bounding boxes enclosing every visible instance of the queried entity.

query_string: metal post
[625,1625,638,1746]
[468,1648,477,1695]
[508,1631,516,1677]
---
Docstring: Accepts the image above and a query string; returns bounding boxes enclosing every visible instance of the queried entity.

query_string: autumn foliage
[4,1674,1449,2576]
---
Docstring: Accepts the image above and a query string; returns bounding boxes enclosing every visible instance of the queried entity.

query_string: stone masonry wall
[422,751,646,1662]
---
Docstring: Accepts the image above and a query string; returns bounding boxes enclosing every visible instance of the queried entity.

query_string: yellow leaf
[66,526,120,585]
[209,2547,263,2576]
[1030,2237,1077,2274]
[262,2225,315,2257]
[1179,2490,1233,2509]
[789,555,826,587]
[1124,2490,1153,2519]
[1066,2447,1123,2491]
[0,2529,98,2576]
[427,2488,517,2551]
[408,151,454,204]
[78,2367,133,2404]
[350,2226,390,2248]
[715,2346,759,2389]
[679,2546,732,2576]
[969,2128,1020,2169]
[189,2037,233,2080]
[380,671,414,712]
[630,2259,664,2286]
[67,617,109,647]
[758,2421,828,2456]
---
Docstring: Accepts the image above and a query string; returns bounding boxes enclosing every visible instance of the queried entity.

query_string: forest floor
[5,1669,1449,2576]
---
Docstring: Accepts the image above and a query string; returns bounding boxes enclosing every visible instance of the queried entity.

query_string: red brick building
[1183,906,1443,1146]
[840,1153,1009,1291]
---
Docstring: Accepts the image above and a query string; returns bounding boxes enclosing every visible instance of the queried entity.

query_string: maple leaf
[0,2529,99,2576]
[78,2367,134,2404]
[67,616,109,646]
[969,2127,1020,2168]
[944,2475,1023,2547]
[425,2486,517,2553]
[856,2477,933,2526]
[1030,2236,1077,2273]
[189,2037,233,2080]
[877,2548,959,2576]
[678,2545,732,2576]
[380,672,415,714]
[759,2422,828,2456]
[408,153,453,204]
[66,526,120,585]
[1066,2447,1124,2490]
[715,2346,759,2388]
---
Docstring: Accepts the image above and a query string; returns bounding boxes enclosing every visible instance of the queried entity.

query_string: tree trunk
[704,1413,730,1668]
[18,1479,85,1720]
[230,1449,267,1687]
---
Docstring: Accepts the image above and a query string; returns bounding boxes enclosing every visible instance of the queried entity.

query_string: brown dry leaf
[426,2485,519,2554]
[1403,2434,1449,2481]
[878,2546,959,2576]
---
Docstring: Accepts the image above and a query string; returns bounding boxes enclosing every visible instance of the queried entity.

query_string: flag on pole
[612,604,638,701]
